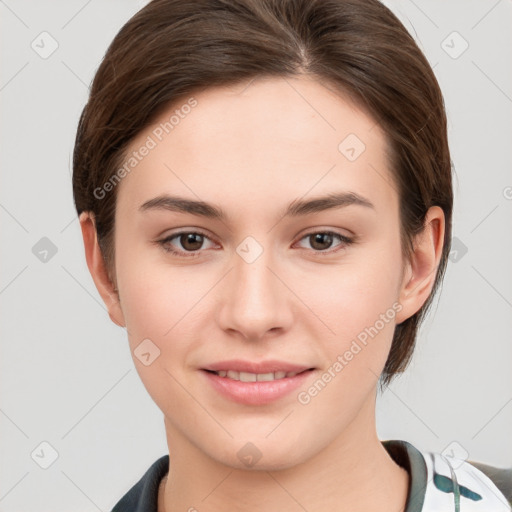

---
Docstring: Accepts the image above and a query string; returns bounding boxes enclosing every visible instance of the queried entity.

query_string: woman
[72,0,511,510]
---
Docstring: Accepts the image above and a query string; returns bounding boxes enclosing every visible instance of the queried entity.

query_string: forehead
[115,75,396,217]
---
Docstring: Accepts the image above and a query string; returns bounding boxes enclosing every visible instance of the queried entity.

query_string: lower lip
[201,369,314,405]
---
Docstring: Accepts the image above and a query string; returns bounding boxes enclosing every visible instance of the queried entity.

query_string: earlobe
[395,206,445,324]
[79,212,126,328]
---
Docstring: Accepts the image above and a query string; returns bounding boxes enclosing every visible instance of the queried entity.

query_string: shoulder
[466,459,512,506]
[384,439,511,512]
[111,455,169,512]
[420,448,512,511]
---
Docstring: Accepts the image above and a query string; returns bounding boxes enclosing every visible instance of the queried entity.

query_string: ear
[395,206,445,324]
[79,211,126,328]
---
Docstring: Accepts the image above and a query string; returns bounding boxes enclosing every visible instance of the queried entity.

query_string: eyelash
[157,229,354,258]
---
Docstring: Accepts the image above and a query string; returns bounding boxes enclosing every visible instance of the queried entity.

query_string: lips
[200,359,315,404]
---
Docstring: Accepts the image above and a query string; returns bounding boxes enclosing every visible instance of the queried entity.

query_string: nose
[216,240,294,341]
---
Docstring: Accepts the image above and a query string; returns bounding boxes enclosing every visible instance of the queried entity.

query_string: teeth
[213,370,301,381]
[257,372,275,381]
[239,371,257,382]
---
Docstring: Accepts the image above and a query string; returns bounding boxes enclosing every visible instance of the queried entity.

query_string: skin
[80,75,445,511]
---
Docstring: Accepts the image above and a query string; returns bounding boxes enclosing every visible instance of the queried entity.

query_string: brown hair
[72,0,453,388]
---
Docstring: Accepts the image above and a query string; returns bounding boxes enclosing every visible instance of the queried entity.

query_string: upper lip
[202,359,313,374]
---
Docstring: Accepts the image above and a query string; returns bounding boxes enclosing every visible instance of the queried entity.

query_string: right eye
[158,230,217,258]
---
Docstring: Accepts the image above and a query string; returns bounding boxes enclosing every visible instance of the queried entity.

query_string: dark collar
[382,439,428,512]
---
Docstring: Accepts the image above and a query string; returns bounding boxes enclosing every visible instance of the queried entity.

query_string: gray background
[1,0,511,510]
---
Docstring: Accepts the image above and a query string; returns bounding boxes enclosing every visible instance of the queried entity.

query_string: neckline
[152,439,427,512]
[382,439,428,512]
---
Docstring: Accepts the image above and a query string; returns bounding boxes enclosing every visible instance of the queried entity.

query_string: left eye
[295,231,353,253]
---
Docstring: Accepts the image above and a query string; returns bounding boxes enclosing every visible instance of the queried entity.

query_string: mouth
[200,360,316,405]
[203,368,312,382]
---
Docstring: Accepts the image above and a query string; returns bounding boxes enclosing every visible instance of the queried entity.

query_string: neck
[158,391,409,512]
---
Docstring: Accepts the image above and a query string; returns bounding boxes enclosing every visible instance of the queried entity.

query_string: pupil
[182,233,203,251]
[311,233,332,250]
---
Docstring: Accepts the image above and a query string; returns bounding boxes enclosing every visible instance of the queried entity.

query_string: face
[103,76,415,469]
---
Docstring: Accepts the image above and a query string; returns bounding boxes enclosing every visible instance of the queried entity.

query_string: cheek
[304,246,402,339]
[114,225,201,339]
[292,249,403,425]
[119,265,207,349]
[115,251,222,406]
[115,255,207,412]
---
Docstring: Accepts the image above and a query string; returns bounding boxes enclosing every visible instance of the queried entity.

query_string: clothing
[111,439,512,512]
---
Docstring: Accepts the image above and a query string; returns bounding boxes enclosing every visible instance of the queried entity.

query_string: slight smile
[201,360,316,405]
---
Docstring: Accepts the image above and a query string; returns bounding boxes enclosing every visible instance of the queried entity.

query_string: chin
[209,435,317,472]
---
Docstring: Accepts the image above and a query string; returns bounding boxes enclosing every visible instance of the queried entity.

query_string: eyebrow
[139,191,375,221]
